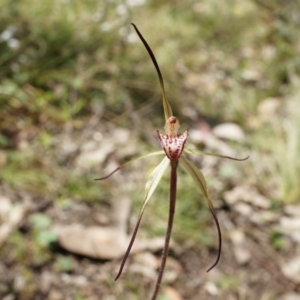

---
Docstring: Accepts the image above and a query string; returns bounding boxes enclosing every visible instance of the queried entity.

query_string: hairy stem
[152,159,178,300]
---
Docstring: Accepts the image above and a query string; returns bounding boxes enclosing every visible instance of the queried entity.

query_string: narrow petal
[144,156,170,203]
[184,148,249,161]
[179,156,222,272]
[95,150,165,181]
[131,23,173,121]
[115,156,170,280]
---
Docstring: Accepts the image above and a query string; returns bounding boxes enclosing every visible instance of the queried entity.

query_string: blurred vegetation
[0,0,300,298]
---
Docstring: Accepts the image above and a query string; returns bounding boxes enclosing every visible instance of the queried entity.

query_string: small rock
[0,204,26,246]
[212,123,245,141]
[234,203,253,217]
[229,230,251,264]
[13,274,25,291]
[278,216,300,243]
[279,292,300,300]
[241,69,261,82]
[281,256,300,283]
[204,281,220,296]
[76,142,114,169]
[40,271,54,293]
[0,150,7,166]
[163,286,183,300]
[133,252,157,271]
[0,196,11,218]
[258,98,281,120]
[224,186,270,209]
[55,225,128,260]
[280,217,300,231]
[189,128,236,157]
[2,295,15,300]
[48,289,63,300]
[285,205,300,216]
[130,252,158,280]
[55,224,167,260]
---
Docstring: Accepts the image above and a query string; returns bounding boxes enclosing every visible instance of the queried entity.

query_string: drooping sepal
[94,150,165,181]
[184,148,249,161]
[179,156,222,272]
[114,156,170,281]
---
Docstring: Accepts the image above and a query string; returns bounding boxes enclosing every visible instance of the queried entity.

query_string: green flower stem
[152,159,178,300]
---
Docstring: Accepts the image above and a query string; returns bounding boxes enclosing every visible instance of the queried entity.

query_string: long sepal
[95,150,165,181]
[115,156,170,281]
[179,156,222,272]
[184,149,249,161]
[131,23,173,122]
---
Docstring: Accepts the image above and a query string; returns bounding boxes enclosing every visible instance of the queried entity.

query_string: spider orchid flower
[96,23,248,300]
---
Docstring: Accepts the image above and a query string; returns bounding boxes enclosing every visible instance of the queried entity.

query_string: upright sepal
[131,23,173,121]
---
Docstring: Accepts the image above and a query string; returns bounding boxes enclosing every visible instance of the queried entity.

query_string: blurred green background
[0,0,300,299]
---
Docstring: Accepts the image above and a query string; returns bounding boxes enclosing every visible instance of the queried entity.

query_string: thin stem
[151,159,178,300]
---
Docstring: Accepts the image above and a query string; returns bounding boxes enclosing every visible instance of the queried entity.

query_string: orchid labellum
[96,23,248,300]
